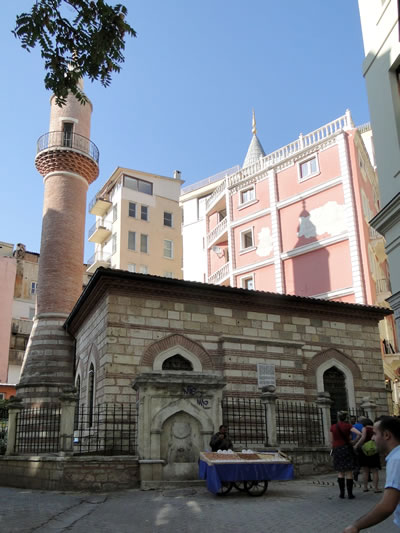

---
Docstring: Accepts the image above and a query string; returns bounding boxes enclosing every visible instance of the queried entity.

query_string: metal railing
[15,406,61,454]
[0,406,8,455]
[88,219,112,239]
[37,131,100,163]
[221,397,268,448]
[276,400,324,446]
[89,194,111,213]
[86,251,112,267]
[181,165,240,195]
[74,403,137,455]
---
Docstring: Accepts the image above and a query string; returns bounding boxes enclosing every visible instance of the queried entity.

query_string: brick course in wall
[65,268,392,413]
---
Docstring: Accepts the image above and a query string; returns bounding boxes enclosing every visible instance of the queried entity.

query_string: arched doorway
[323,366,348,423]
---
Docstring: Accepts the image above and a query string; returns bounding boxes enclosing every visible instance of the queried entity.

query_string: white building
[358,0,400,340]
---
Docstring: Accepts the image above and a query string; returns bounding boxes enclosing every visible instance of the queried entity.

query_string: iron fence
[73,403,137,455]
[221,397,268,448]
[0,406,8,455]
[276,400,324,446]
[15,406,61,454]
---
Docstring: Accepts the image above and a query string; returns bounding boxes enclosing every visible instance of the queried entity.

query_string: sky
[0,1,369,262]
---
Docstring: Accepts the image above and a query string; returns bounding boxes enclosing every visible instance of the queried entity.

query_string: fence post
[360,396,377,421]
[59,389,78,454]
[261,386,277,447]
[5,397,23,455]
[316,392,332,447]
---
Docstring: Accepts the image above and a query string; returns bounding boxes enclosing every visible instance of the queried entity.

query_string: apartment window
[112,233,117,254]
[140,234,148,253]
[241,276,255,290]
[164,239,173,259]
[241,229,254,250]
[128,202,136,218]
[112,205,118,222]
[128,231,136,251]
[141,205,149,221]
[140,265,148,274]
[127,263,136,273]
[31,281,38,295]
[240,187,255,205]
[124,175,153,195]
[299,156,318,180]
[164,212,173,227]
[63,122,73,147]
[164,271,173,278]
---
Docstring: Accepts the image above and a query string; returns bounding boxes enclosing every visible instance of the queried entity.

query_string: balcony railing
[369,226,382,240]
[87,251,111,268]
[206,111,353,212]
[37,131,99,163]
[89,194,111,216]
[207,217,228,247]
[376,278,391,295]
[88,220,112,241]
[208,261,230,285]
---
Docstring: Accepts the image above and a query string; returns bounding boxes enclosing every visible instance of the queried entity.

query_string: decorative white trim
[316,358,356,412]
[310,287,355,300]
[231,208,271,228]
[337,133,365,304]
[226,190,234,286]
[43,171,88,188]
[281,233,348,260]
[153,346,202,372]
[239,272,255,290]
[277,176,343,209]
[60,117,79,123]
[297,153,320,182]
[268,169,283,293]
[237,198,258,211]
[233,257,274,276]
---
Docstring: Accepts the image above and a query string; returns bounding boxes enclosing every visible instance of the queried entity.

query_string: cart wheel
[217,482,233,496]
[233,481,246,492]
[245,480,268,496]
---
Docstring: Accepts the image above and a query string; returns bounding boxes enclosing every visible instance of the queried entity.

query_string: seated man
[210,425,233,452]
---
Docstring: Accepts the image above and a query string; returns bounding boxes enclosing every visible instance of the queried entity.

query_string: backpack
[362,439,377,456]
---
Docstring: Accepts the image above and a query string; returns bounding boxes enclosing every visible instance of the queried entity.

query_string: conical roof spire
[243,110,265,168]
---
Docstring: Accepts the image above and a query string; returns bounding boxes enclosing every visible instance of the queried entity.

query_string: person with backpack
[354,417,381,493]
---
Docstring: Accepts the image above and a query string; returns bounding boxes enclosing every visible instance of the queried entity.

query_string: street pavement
[1,473,399,533]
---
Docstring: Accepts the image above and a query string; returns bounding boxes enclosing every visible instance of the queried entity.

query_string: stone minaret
[18,81,99,405]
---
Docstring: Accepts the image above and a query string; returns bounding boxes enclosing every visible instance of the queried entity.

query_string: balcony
[207,218,228,247]
[375,278,392,303]
[88,220,112,244]
[35,131,99,184]
[89,195,111,216]
[208,261,231,285]
[86,251,111,273]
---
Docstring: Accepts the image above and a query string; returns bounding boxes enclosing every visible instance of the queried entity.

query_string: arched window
[88,364,95,427]
[162,354,193,371]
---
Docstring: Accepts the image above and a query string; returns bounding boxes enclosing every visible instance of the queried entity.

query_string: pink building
[181,111,399,408]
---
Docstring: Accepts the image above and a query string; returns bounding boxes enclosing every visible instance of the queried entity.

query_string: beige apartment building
[88,168,183,278]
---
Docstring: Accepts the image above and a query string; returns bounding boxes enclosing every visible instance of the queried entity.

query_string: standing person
[350,416,363,481]
[331,411,358,499]
[354,417,381,493]
[342,416,400,532]
[210,425,233,452]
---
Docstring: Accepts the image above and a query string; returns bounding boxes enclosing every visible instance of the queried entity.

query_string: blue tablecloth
[199,459,294,494]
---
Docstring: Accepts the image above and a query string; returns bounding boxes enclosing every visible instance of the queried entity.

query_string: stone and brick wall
[66,269,391,414]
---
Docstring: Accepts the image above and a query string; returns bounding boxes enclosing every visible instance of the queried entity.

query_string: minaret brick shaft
[18,84,99,405]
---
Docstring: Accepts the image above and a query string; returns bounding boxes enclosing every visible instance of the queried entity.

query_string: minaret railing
[37,131,100,163]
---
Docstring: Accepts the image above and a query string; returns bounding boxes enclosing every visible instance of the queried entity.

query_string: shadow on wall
[291,200,331,297]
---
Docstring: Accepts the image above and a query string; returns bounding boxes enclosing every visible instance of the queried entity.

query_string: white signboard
[257,363,276,389]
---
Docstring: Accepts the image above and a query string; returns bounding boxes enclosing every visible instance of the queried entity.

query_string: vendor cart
[199,451,294,496]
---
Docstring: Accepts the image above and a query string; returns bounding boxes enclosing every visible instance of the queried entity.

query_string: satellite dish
[212,246,222,254]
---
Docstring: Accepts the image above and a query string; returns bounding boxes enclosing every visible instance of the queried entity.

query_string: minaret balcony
[89,194,112,216]
[207,217,228,247]
[88,220,112,243]
[35,131,100,184]
[86,251,112,273]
